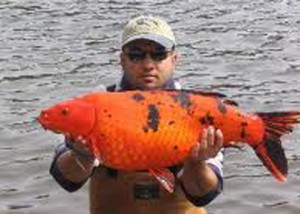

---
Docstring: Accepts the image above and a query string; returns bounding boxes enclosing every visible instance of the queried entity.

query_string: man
[50,15,224,214]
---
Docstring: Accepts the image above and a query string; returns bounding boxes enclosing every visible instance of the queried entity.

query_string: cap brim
[122,33,175,49]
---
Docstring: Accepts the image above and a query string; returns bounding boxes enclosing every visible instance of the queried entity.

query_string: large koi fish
[38,90,300,188]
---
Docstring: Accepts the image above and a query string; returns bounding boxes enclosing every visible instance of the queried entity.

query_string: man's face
[121,39,178,90]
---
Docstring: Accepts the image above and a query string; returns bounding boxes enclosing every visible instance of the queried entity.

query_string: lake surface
[1,0,300,213]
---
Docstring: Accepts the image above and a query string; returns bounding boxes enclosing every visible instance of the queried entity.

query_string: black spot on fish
[170,91,192,109]
[188,109,196,116]
[102,109,112,118]
[142,126,149,133]
[132,93,145,102]
[173,145,178,150]
[200,117,206,125]
[206,114,214,125]
[241,122,248,139]
[61,108,69,116]
[168,121,175,126]
[217,99,227,115]
[199,112,215,125]
[146,104,160,132]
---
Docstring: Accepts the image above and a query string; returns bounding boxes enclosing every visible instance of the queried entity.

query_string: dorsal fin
[162,89,227,98]
[222,99,239,107]
[163,89,240,108]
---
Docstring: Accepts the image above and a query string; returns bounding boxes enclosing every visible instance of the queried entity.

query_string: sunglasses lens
[150,51,168,61]
[127,52,145,62]
[126,48,171,62]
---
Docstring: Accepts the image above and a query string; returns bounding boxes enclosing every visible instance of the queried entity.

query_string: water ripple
[7,204,33,210]
[0,73,54,83]
[263,201,289,208]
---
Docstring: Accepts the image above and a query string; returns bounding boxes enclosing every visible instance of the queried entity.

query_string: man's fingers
[201,128,208,151]
[76,136,87,145]
[215,129,223,149]
[207,126,215,147]
[186,127,223,163]
[192,143,200,159]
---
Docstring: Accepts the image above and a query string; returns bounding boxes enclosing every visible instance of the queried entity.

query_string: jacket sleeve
[49,143,88,192]
[180,150,224,206]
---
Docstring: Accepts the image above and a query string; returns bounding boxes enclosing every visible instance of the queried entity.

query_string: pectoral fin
[148,168,175,193]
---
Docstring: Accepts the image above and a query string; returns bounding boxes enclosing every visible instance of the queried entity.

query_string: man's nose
[142,54,156,68]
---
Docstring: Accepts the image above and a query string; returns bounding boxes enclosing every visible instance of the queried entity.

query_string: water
[1,0,300,213]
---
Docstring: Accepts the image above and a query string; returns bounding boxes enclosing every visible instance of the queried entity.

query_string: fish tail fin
[253,111,300,182]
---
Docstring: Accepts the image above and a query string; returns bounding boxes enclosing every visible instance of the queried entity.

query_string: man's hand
[188,126,223,164]
[65,135,94,159]
[178,126,223,197]
[55,135,96,183]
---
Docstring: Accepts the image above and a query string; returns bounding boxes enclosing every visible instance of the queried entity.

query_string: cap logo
[133,17,160,33]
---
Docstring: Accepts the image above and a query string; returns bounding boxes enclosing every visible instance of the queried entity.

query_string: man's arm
[50,138,95,192]
[178,126,224,206]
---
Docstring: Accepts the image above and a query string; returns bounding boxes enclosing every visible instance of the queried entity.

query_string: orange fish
[38,90,300,186]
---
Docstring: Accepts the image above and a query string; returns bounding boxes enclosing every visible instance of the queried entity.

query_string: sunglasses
[124,48,174,62]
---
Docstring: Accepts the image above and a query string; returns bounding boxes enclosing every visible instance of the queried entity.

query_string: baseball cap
[122,15,176,49]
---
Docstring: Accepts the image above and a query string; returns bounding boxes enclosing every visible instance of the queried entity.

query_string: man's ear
[120,52,125,65]
[172,51,179,64]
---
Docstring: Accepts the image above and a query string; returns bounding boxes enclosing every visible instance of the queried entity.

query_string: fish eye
[61,108,69,116]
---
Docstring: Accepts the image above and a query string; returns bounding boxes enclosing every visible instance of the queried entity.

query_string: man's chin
[136,80,161,90]
[138,83,162,90]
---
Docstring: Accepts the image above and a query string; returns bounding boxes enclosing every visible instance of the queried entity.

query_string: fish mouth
[37,112,61,134]
[37,116,47,130]
[37,117,61,134]
[37,110,51,129]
